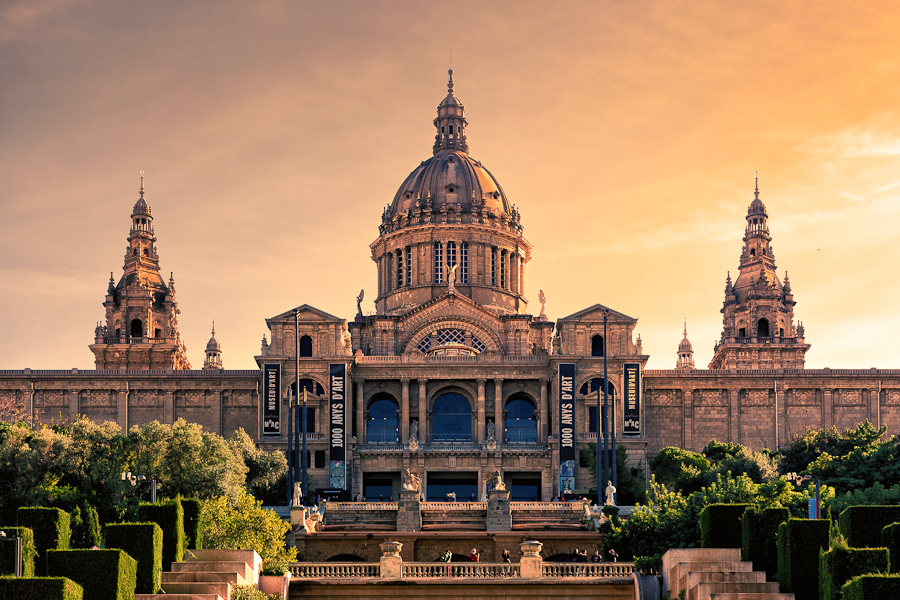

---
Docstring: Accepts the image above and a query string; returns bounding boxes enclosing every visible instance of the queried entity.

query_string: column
[682,388,693,450]
[494,379,504,444]
[209,390,222,435]
[164,391,174,425]
[418,379,428,443]
[68,390,79,422]
[476,378,486,443]
[823,389,833,428]
[355,378,366,444]
[869,388,880,428]
[539,378,548,441]
[401,378,410,443]
[728,389,739,444]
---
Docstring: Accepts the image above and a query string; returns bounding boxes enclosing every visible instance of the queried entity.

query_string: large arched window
[505,397,537,443]
[367,397,399,444]
[591,335,604,357]
[130,319,143,337]
[299,335,313,357]
[757,318,770,338]
[432,393,472,442]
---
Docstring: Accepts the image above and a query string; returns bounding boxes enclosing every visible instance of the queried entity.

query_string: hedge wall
[842,574,900,600]
[778,518,830,600]
[880,522,900,573]
[47,549,136,600]
[839,506,900,549]
[700,503,750,548]
[137,500,183,572]
[0,526,37,576]
[0,576,83,600]
[17,507,70,575]
[105,522,163,594]
[181,499,202,551]
[742,506,788,580]
[821,547,889,600]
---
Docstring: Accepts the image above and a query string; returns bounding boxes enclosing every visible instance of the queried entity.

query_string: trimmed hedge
[181,498,202,550]
[0,576,83,599]
[742,506,789,580]
[880,522,900,573]
[18,507,70,575]
[821,547,889,600]
[778,518,830,600]
[842,574,900,600]
[700,503,751,548]
[137,499,184,572]
[105,522,163,594]
[47,549,136,600]
[0,526,37,576]
[839,506,900,548]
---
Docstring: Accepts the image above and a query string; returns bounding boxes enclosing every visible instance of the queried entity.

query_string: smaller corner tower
[676,321,695,370]
[89,178,191,370]
[709,178,809,369]
[202,320,223,370]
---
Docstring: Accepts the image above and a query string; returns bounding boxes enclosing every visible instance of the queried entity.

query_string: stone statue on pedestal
[605,480,617,506]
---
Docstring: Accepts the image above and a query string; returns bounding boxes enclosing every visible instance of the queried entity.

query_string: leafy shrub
[69,503,101,549]
[777,519,830,600]
[202,489,297,574]
[137,499,184,572]
[742,506,788,580]
[47,549,136,600]
[838,506,900,548]
[842,574,900,600]
[0,526,37,576]
[231,583,282,600]
[180,498,202,550]
[820,548,889,600]
[699,503,750,548]
[104,522,162,594]
[880,522,900,573]
[18,507,70,575]
[0,576,83,599]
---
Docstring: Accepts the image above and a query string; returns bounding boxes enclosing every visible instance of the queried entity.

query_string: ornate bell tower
[709,179,809,369]
[89,179,191,370]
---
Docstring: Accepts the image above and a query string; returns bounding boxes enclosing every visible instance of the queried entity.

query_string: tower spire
[433,67,469,155]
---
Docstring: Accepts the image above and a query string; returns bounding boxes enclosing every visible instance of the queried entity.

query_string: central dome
[387,151,511,218]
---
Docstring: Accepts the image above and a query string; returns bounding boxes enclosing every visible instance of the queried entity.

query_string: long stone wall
[642,368,900,455]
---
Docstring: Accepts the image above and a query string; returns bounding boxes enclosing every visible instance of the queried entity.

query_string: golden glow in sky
[2,1,900,370]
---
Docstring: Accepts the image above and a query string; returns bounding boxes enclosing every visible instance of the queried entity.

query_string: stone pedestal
[380,541,403,578]
[486,488,511,532]
[290,506,306,526]
[397,489,422,532]
[519,540,543,579]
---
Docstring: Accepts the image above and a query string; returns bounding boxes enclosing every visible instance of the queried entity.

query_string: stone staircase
[661,548,794,600]
[136,549,262,600]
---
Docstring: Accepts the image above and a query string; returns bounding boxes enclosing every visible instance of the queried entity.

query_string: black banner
[329,363,347,489]
[558,363,576,494]
[623,362,641,435]
[262,363,281,436]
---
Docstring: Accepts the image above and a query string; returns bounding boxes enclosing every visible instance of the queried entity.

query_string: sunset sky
[2,1,900,371]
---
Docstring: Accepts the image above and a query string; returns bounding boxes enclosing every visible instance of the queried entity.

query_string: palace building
[2,72,899,501]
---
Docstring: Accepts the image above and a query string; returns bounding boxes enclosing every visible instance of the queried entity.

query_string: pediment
[267,304,342,324]
[558,303,635,324]
[397,292,506,353]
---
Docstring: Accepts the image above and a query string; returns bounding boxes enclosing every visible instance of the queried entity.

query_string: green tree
[70,502,101,548]
[201,489,297,574]
[649,447,711,494]
[228,428,287,499]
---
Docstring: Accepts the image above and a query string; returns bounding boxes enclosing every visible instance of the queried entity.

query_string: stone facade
[2,72,898,502]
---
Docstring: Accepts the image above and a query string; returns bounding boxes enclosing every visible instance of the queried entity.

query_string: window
[396,249,403,288]
[491,247,497,286]
[738,327,746,338]
[447,242,457,280]
[500,251,508,289]
[367,398,399,443]
[130,319,143,337]
[758,318,770,338]
[432,393,472,442]
[315,450,326,469]
[433,242,443,283]
[299,335,313,357]
[461,242,468,283]
[405,247,412,286]
[154,328,161,338]
[505,398,537,443]
[591,335,604,357]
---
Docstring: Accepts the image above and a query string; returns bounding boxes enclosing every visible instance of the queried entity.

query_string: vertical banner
[558,363,576,494]
[329,363,347,490]
[623,363,641,435]
[262,363,281,436]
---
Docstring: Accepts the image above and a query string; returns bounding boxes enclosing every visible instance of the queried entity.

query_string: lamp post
[295,308,308,503]
[787,472,821,519]
[122,471,157,503]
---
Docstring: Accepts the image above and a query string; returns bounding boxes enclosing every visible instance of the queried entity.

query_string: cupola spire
[433,68,469,155]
